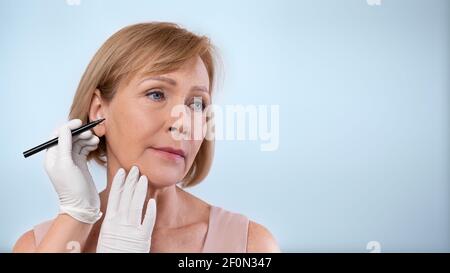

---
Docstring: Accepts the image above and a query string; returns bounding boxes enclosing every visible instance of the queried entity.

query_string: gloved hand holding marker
[27,118,157,252]
[22,118,105,158]
[42,119,104,224]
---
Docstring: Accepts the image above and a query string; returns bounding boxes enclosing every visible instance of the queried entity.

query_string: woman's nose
[165,101,192,139]
[167,113,190,138]
[169,125,184,134]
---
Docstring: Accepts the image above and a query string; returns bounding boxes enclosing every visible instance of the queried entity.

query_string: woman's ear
[89,89,107,137]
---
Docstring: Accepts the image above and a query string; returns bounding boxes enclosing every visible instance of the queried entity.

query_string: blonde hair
[68,22,217,188]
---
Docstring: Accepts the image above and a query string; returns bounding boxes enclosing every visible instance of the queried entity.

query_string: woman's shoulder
[173,187,281,252]
[204,203,280,253]
[13,219,54,252]
[13,229,36,252]
[247,220,281,253]
[206,206,280,252]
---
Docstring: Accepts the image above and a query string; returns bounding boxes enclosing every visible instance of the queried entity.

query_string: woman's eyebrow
[139,76,177,86]
[191,85,209,93]
[139,76,209,93]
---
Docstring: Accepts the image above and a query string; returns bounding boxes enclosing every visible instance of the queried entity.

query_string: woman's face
[101,56,210,188]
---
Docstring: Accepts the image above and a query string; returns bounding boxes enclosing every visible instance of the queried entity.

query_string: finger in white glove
[97,166,157,253]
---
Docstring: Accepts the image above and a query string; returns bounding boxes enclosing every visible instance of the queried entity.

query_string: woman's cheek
[193,139,204,155]
[188,114,207,140]
[126,107,162,138]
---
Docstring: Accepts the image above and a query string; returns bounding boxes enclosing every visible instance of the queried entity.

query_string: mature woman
[13,22,280,253]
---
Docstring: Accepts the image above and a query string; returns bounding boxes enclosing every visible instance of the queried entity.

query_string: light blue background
[0,0,449,252]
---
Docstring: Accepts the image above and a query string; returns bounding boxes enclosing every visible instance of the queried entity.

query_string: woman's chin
[139,167,184,188]
[133,150,186,187]
[147,177,178,188]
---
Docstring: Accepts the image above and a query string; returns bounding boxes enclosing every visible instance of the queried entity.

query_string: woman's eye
[190,97,205,112]
[146,90,165,102]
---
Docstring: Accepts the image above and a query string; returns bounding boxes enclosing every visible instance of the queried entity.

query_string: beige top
[33,206,249,253]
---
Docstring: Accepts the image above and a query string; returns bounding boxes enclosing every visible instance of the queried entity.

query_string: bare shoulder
[13,229,36,253]
[247,221,281,253]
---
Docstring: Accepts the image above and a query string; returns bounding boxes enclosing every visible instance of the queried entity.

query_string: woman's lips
[149,147,185,163]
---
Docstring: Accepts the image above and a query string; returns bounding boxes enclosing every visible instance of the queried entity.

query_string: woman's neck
[100,159,190,231]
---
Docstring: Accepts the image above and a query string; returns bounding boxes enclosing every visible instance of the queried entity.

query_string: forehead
[135,56,210,88]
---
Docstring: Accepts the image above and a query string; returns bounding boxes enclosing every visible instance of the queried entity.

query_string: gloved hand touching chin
[97,166,157,253]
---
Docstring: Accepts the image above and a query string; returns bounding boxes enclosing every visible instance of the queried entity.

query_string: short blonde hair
[68,22,217,188]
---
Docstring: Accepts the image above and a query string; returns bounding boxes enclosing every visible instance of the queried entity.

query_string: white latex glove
[97,166,157,253]
[44,119,102,224]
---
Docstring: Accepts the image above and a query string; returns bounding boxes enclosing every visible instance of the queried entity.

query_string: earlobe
[93,120,106,137]
[89,89,107,137]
